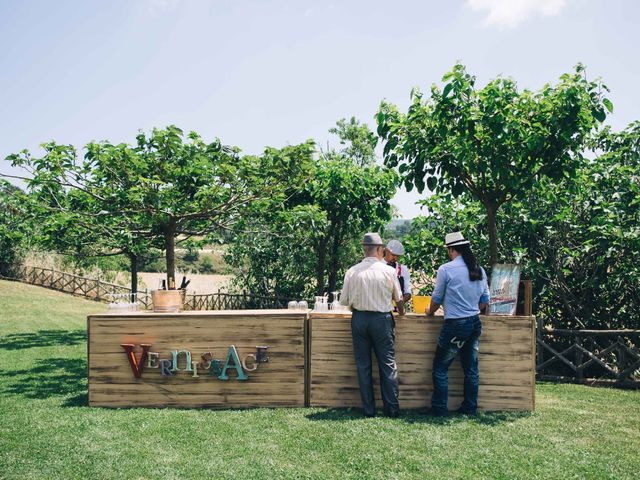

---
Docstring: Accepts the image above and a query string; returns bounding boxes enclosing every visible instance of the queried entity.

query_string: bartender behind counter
[384,239,412,303]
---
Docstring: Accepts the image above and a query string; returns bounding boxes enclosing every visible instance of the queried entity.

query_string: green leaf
[592,108,606,122]
[603,98,613,113]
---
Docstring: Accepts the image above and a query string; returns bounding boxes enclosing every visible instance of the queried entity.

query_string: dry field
[138,272,232,294]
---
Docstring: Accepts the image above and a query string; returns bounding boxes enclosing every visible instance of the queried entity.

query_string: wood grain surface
[88,310,535,411]
[88,311,306,408]
[309,313,536,411]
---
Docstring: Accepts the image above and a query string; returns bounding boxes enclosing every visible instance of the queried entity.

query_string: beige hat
[444,231,470,247]
[386,239,405,255]
[362,232,384,246]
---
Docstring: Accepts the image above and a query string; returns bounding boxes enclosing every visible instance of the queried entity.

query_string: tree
[309,156,397,295]
[521,121,640,329]
[6,126,293,290]
[328,117,378,166]
[377,63,611,265]
[86,126,300,289]
[5,142,161,294]
[401,121,640,329]
[226,142,321,298]
[228,204,327,298]
[227,120,398,299]
[0,181,31,277]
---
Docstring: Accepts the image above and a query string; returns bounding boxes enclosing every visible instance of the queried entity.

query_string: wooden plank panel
[88,311,306,408]
[309,313,535,411]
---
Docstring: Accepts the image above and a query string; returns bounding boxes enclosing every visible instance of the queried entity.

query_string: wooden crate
[88,310,306,408]
[309,313,536,411]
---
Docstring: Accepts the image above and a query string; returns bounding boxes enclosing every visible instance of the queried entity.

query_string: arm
[340,270,351,307]
[427,266,446,316]
[391,274,405,316]
[401,265,412,303]
[426,300,441,317]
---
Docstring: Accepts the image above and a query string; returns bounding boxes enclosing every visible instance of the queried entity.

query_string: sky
[1,0,638,218]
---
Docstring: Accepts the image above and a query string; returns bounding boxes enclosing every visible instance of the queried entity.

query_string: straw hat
[444,231,470,247]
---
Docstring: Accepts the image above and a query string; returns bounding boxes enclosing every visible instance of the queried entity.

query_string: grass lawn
[1,279,638,479]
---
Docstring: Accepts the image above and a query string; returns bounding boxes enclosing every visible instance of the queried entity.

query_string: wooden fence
[4,265,639,389]
[536,319,640,388]
[3,265,298,311]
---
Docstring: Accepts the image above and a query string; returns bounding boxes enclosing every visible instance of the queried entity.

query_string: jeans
[351,310,399,416]
[431,315,482,414]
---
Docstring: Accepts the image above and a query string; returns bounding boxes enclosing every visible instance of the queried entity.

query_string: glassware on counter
[313,296,327,311]
[107,293,140,312]
[330,291,341,311]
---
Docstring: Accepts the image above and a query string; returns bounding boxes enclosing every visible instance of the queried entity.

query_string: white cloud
[466,0,567,29]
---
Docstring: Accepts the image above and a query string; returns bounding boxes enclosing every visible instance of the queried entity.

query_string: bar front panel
[88,310,306,408]
[309,313,535,411]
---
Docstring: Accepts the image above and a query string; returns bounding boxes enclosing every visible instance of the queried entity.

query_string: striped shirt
[340,257,403,313]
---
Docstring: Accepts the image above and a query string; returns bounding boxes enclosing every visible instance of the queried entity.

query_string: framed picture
[488,264,521,316]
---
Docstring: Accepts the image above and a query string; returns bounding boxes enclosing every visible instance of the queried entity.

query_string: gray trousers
[351,310,399,416]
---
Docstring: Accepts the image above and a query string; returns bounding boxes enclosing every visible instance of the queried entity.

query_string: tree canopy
[377,63,611,265]
[401,120,640,329]
[227,120,397,298]
[0,181,31,277]
[7,126,298,289]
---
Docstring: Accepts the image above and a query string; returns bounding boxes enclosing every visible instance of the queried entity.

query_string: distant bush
[197,255,215,274]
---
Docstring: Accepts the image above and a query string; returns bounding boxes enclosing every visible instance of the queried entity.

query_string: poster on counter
[488,263,521,316]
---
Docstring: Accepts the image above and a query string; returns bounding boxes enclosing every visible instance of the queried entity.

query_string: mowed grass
[0,280,638,479]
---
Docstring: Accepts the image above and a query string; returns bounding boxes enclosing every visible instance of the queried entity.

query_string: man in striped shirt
[340,232,405,418]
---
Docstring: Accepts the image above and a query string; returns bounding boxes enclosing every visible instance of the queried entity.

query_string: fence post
[523,280,533,316]
[536,317,544,373]
[575,335,584,382]
[617,335,627,383]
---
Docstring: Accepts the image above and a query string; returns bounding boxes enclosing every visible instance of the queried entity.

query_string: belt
[352,308,392,314]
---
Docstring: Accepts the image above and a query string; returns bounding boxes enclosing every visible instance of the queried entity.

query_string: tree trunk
[485,203,499,267]
[128,252,138,301]
[327,223,342,299]
[164,222,176,289]
[315,236,327,296]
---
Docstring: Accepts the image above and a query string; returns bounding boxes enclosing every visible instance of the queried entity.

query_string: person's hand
[425,307,434,317]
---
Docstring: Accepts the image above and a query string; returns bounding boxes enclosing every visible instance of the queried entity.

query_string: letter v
[121,344,152,378]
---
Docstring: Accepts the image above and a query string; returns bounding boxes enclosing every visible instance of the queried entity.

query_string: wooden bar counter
[88,310,535,411]
[88,310,307,408]
[309,312,536,411]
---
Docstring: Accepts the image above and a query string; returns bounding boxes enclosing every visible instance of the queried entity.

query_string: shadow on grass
[0,329,86,350]
[0,357,87,405]
[62,392,89,407]
[306,408,532,426]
